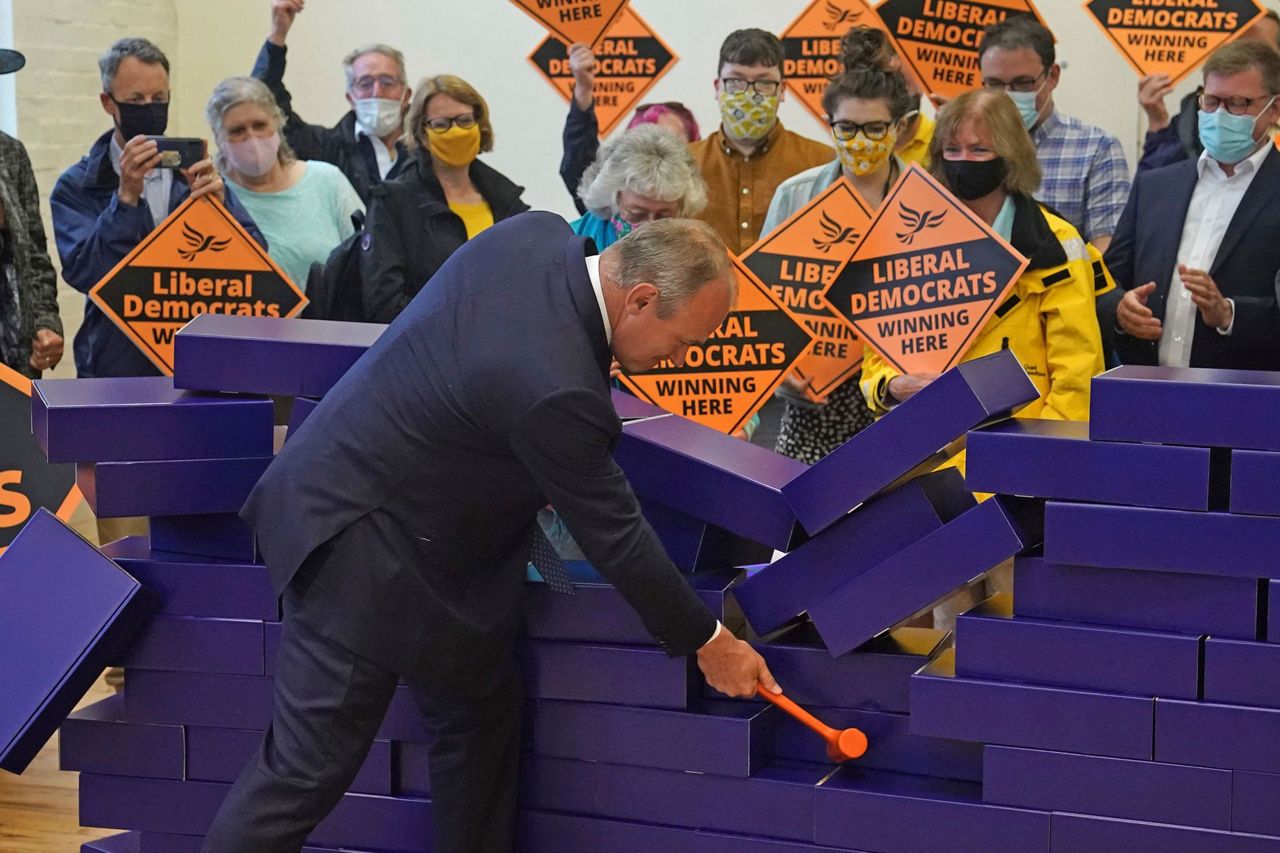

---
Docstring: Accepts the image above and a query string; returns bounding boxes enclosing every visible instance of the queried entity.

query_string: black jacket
[359,150,529,324]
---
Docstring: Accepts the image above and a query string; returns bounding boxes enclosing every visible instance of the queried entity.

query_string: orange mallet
[758,685,868,762]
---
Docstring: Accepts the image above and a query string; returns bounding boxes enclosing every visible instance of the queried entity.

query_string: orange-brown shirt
[689,121,833,254]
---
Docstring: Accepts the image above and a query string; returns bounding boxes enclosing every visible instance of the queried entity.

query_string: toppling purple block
[1013,554,1259,639]
[966,418,1214,510]
[519,810,852,853]
[1204,638,1280,708]
[782,349,1038,536]
[911,650,1155,760]
[1050,812,1280,853]
[1046,501,1280,579]
[1090,364,1280,451]
[31,377,273,463]
[984,744,1231,830]
[611,388,669,421]
[59,696,183,780]
[150,513,257,562]
[117,614,265,675]
[1234,770,1280,837]
[522,640,693,709]
[1155,698,1280,773]
[532,698,776,777]
[809,496,1042,657]
[734,469,974,636]
[77,457,271,518]
[0,510,155,774]
[640,499,770,573]
[100,537,276,622]
[173,314,385,397]
[613,413,806,551]
[813,765,1051,853]
[185,726,391,796]
[955,593,1202,699]
[124,670,273,731]
[1232,449,1280,516]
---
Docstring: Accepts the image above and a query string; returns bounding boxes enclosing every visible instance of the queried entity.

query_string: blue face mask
[1199,99,1274,164]
[1009,87,1044,130]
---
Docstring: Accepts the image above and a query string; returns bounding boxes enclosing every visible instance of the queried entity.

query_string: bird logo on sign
[178,222,232,262]
[812,210,860,253]
[895,204,947,245]
[823,2,862,31]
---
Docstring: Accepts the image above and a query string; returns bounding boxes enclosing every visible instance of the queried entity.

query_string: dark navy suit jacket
[1102,146,1280,370]
[243,212,715,693]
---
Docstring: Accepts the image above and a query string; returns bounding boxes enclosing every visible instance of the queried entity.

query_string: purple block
[532,699,777,777]
[173,314,385,397]
[984,744,1231,829]
[773,705,982,782]
[124,670,273,730]
[1050,812,1280,853]
[1232,449,1280,516]
[966,417,1214,510]
[955,593,1202,698]
[31,376,273,463]
[136,835,350,853]
[1234,771,1280,837]
[264,620,281,675]
[81,833,140,853]
[286,396,321,442]
[185,726,391,795]
[376,684,431,743]
[640,499,771,573]
[1204,638,1280,708]
[1045,501,1280,579]
[77,456,271,518]
[523,640,692,709]
[100,537,276,622]
[783,349,1038,536]
[0,510,156,774]
[910,649,1155,759]
[809,496,1042,657]
[1273,581,1280,643]
[1091,364,1280,451]
[813,765,1050,853]
[1013,554,1259,639]
[58,696,183,780]
[611,388,669,421]
[1155,698,1280,772]
[525,564,739,644]
[518,811,855,853]
[150,513,257,562]
[734,469,974,636]
[613,413,806,551]
[395,741,431,797]
[118,614,264,675]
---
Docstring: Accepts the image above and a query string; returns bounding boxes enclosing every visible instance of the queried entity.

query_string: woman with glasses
[761,67,915,464]
[360,75,528,324]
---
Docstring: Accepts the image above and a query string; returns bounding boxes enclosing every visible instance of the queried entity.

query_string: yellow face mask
[427,124,481,168]
[718,89,779,143]
[835,131,897,177]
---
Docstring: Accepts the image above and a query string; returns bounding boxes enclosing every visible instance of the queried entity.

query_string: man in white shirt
[1105,42,1280,371]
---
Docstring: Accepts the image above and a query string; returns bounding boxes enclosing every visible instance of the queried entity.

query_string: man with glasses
[1105,41,1280,371]
[690,28,832,253]
[249,0,411,205]
[978,17,1130,253]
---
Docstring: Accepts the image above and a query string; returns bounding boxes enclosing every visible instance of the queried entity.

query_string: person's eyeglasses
[350,74,403,97]
[425,114,478,133]
[1198,93,1275,115]
[721,78,781,97]
[831,119,893,141]
[981,70,1047,93]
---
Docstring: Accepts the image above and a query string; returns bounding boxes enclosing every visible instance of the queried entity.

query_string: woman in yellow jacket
[861,89,1108,421]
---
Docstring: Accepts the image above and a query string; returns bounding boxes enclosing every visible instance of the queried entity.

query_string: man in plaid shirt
[978,17,1130,253]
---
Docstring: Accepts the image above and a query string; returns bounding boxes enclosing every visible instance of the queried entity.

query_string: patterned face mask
[835,131,897,177]
[610,214,634,240]
[718,89,779,142]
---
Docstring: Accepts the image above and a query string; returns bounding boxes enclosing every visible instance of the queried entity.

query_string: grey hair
[601,218,736,318]
[578,125,708,219]
[99,37,169,93]
[204,77,297,171]
[342,43,408,89]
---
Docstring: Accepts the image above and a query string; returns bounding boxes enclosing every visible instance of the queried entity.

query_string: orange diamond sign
[529,5,677,137]
[782,0,888,127]
[89,196,307,376]
[511,0,629,48]
[739,178,873,401]
[0,364,79,554]
[875,0,1048,100]
[1085,0,1265,87]
[619,257,814,434]
[823,163,1028,376]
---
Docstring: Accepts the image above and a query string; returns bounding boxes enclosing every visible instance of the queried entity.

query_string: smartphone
[146,136,205,170]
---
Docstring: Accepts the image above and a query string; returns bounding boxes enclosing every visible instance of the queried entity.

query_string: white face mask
[354,97,403,138]
[224,133,281,178]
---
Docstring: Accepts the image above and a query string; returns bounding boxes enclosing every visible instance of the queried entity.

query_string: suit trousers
[201,547,524,853]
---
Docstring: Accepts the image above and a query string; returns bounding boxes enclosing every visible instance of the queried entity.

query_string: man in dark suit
[202,213,778,853]
[1103,41,1280,371]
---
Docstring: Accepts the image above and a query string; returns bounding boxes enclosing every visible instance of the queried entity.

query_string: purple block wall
[1203,638,1280,708]
[185,726,392,796]
[1231,449,1280,516]
[1234,770,1280,837]
[1155,699,1280,772]
[149,513,257,562]
[117,615,265,676]
[101,537,275,622]
[77,457,271,518]
[1273,581,1280,643]
[123,670,273,731]
[518,810,854,853]
[522,641,693,709]
[59,696,183,780]
[1049,812,1280,853]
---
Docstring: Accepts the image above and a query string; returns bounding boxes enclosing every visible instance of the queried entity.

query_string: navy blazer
[243,212,716,691]
[1103,146,1280,370]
